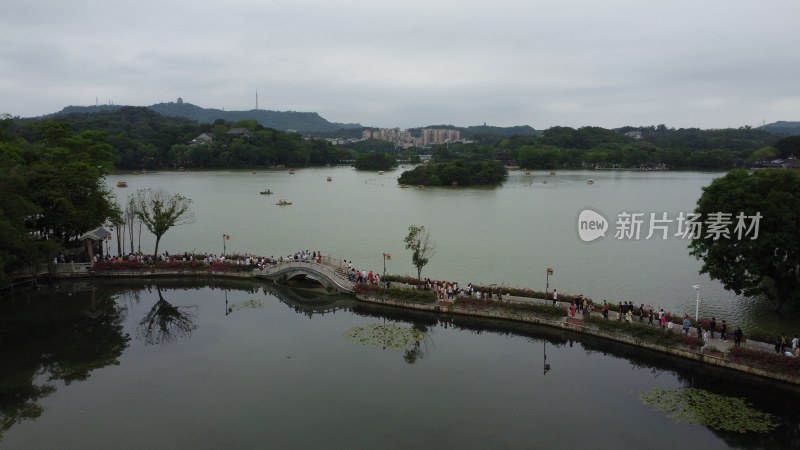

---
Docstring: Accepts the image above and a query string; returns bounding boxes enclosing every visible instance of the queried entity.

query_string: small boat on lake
[587,179,594,184]
[327,176,332,182]
[289,169,296,174]
[260,189,273,195]
[117,181,128,188]
[276,199,292,206]
[378,171,385,175]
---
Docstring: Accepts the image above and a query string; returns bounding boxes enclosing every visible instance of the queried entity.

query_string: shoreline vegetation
[20,257,800,388]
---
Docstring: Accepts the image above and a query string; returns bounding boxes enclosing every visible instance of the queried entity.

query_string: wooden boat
[327,176,332,182]
[260,189,273,195]
[289,169,296,174]
[117,181,128,188]
[276,199,292,206]
[587,179,594,184]
[399,184,410,189]
[378,171,385,175]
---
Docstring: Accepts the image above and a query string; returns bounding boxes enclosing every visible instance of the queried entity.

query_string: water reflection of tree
[0,285,129,440]
[137,286,197,345]
[403,323,430,364]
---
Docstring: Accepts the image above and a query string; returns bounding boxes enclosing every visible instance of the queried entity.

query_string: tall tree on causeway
[689,169,800,313]
[134,188,194,259]
[404,225,435,281]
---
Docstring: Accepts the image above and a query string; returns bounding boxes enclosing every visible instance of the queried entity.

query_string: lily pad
[639,387,780,433]
[228,299,264,312]
[344,324,424,349]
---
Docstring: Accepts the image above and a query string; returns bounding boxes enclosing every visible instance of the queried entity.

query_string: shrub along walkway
[362,285,799,386]
[504,292,745,350]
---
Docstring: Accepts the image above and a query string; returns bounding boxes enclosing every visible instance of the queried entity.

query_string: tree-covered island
[397,160,507,186]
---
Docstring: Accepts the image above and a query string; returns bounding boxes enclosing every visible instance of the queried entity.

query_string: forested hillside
[52,99,361,133]
[16,107,346,170]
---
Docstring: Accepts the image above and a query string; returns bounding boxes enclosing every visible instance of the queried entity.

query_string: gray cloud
[2,0,798,129]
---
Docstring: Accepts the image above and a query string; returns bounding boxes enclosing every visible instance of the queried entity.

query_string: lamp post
[546,267,554,296]
[222,234,230,255]
[383,252,391,278]
[693,285,700,321]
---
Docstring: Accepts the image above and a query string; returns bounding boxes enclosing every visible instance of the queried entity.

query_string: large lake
[1,280,798,449]
[106,167,797,334]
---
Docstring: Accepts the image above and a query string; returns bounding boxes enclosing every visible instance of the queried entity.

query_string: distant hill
[461,124,539,137]
[51,100,361,133]
[406,124,539,138]
[758,121,800,136]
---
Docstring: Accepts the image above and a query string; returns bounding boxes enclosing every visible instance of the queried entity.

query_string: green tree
[772,136,800,159]
[747,146,778,164]
[134,188,194,258]
[516,145,561,169]
[0,149,57,283]
[404,225,434,281]
[689,169,800,312]
[353,153,397,171]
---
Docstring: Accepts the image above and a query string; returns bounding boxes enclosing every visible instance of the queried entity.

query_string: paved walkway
[480,292,744,351]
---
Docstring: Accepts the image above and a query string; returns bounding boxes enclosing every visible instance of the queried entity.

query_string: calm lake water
[105,167,798,334]
[1,280,798,449]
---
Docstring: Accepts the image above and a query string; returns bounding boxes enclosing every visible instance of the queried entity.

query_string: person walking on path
[720,320,728,341]
[792,334,799,352]
[734,327,743,347]
[602,301,609,320]
[552,289,558,306]
[683,316,691,335]
[709,317,717,339]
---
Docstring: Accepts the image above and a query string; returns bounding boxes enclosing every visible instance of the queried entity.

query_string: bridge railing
[254,260,354,290]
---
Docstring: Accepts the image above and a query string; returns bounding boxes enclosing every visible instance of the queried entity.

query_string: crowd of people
[68,250,800,360]
[775,333,800,358]
[81,249,337,270]
[341,259,382,286]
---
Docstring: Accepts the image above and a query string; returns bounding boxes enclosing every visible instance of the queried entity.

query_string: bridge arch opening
[280,273,327,290]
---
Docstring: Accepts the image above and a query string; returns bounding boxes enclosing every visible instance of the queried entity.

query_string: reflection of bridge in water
[264,284,355,317]
[252,258,355,294]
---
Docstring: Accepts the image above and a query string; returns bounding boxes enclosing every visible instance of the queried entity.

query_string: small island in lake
[397,159,507,187]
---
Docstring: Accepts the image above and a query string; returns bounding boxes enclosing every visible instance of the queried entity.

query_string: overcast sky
[2,0,798,130]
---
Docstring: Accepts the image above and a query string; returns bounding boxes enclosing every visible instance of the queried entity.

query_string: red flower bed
[155,260,206,271]
[455,295,493,310]
[91,260,145,271]
[208,261,253,272]
[729,346,800,376]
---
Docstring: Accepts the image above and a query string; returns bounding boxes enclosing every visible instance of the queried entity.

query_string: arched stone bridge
[252,259,355,294]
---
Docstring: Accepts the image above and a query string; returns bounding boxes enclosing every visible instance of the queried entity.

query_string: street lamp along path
[693,285,700,322]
